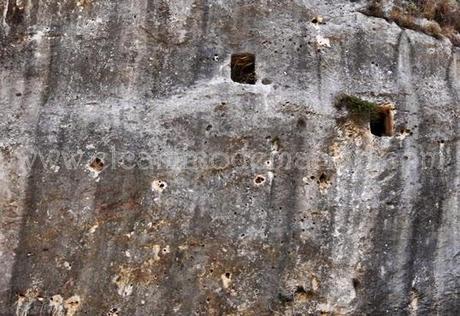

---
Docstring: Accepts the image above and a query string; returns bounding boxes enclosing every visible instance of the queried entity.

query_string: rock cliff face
[0,0,459,315]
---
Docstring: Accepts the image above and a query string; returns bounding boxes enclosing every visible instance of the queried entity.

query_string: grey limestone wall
[0,0,458,315]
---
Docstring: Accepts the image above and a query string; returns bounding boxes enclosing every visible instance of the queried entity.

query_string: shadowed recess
[231,53,256,84]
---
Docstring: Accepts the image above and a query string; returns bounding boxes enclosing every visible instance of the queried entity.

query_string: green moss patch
[335,95,379,122]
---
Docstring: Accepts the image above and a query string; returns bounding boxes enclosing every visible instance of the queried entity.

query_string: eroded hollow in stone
[352,278,361,290]
[89,157,104,172]
[318,173,327,184]
[254,175,266,186]
[231,53,256,84]
[370,106,393,137]
[152,180,167,192]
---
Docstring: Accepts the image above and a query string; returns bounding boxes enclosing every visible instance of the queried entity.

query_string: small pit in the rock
[297,118,306,129]
[262,78,272,85]
[152,180,168,192]
[89,157,104,172]
[254,175,266,185]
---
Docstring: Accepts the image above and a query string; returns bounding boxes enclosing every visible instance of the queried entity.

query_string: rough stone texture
[0,0,459,315]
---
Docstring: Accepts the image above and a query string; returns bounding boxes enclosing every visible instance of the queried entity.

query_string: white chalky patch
[49,295,64,316]
[151,180,167,192]
[316,35,331,48]
[64,295,81,316]
[221,273,232,289]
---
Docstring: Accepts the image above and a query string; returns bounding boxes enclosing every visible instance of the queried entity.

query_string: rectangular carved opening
[370,106,394,137]
[231,53,256,84]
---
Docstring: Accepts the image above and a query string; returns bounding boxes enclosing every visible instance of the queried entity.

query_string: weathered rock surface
[0,0,459,315]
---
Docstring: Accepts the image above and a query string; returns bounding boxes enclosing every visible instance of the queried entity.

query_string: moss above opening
[335,95,379,121]
[335,95,394,137]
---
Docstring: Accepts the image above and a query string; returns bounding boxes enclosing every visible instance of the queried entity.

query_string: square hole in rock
[370,107,393,137]
[231,53,256,84]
